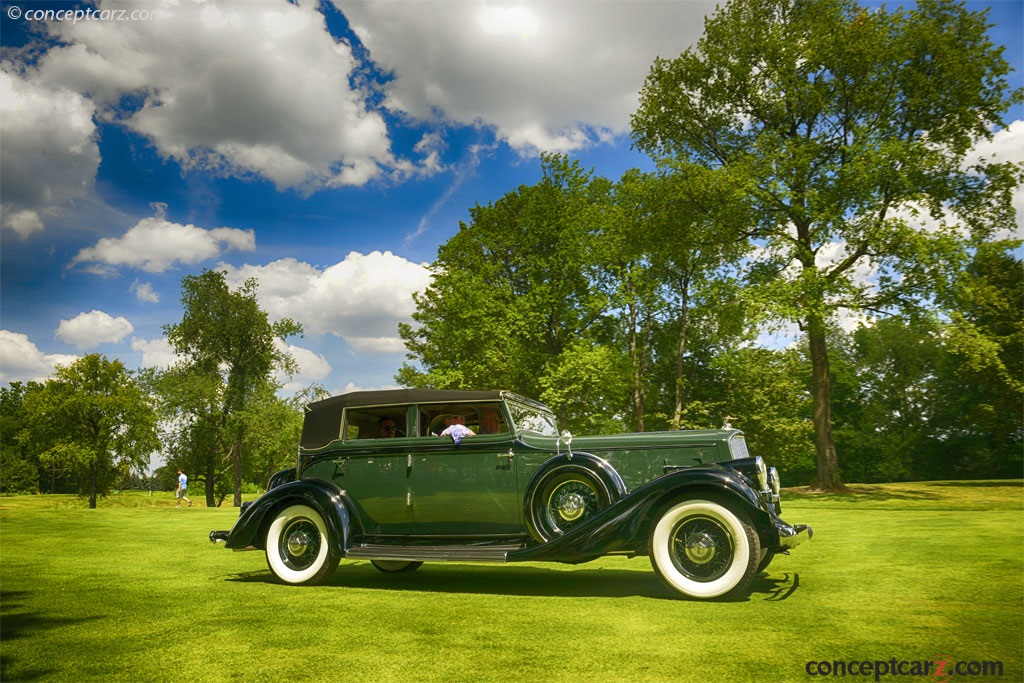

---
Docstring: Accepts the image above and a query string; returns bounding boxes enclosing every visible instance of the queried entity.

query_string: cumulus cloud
[275,340,332,392]
[967,121,1024,240]
[0,67,99,236]
[70,205,254,274]
[34,0,404,192]
[55,310,134,349]
[220,251,431,353]
[131,280,160,303]
[0,331,79,383]
[336,0,715,153]
[131,337,183,370]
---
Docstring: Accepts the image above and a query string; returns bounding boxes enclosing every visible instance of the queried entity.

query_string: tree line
[0,271,313,507]
[1,0,1020,501]
[399,0,1022,488]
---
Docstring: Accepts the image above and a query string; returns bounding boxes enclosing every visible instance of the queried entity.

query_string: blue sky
[1,0,1022,396]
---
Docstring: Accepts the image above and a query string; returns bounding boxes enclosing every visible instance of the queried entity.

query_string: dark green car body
[211,388,811,599]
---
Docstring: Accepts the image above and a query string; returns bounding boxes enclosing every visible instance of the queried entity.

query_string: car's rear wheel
[527,464,613,542]
[649,498,760,599]
[265,504,339,585]
[370,560,423,573]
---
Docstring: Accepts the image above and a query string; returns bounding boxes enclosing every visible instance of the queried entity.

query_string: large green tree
[161,270,300,506]
[23,355,158,508]
[397,154,617,427]
[632,0,1022,488]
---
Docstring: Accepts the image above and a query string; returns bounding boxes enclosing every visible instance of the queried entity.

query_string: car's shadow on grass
[224,564,802,602]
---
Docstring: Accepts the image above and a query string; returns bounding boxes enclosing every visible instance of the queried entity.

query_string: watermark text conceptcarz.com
[805,655,1005,682]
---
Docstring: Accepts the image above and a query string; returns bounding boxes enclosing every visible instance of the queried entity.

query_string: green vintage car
[210,389,810,599]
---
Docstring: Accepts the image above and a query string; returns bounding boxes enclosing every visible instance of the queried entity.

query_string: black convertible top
[301,389,506,449]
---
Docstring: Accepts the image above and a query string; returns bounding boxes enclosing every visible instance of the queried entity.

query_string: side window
[419,403,508,437]
[343,408,408,439]
[470,404,507,435]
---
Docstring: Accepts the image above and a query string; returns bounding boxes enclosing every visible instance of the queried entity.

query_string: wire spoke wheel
[649,498,760,600]
[265,504,339,585]
[279,518,323,572]
[669,515,734,582]
[543,477,601,534]
[527,464,615,542]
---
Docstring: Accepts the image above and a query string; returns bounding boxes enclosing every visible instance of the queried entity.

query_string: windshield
[506,400,559,436]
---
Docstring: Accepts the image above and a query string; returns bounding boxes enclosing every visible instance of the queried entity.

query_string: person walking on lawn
[176,470,192,508]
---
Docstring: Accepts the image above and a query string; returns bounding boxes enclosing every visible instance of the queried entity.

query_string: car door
[321,404,418,536]
[410,432,522,536]
[337,440,416,536]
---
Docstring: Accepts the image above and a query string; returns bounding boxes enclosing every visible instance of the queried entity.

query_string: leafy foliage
[631,0,1022,488]
[19,355,159,507]
[157,270,301,506]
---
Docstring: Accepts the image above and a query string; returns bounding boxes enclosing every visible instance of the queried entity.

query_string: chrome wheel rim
[670,515,734,583]
[279,518,321,571]
[544,479,599,533]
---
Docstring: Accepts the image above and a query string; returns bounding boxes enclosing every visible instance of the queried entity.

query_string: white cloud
[0,331,79,383]
[275,340,332,392]
[479,7,539,37]
[967,120,1024,240]
[55,310,134,349]
[34,0,405,192]
[220,251,431,353]
[0,67,99,236]
[70,205,254,273]
[131,280,161,303]
[336,0,715,153]
[131,337,183,370]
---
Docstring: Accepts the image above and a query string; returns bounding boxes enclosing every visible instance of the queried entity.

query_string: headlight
[754,456,768,492]
[768,466,780,496]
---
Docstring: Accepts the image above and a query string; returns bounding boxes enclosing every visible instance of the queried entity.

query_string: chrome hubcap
[684,531,717,564]
[558,492,586,521]
[670,514,734,582]
[286,528,312,558]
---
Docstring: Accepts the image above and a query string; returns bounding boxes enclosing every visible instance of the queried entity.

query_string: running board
[345,543,524,563]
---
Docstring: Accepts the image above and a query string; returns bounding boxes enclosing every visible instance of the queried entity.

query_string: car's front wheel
[265,504,339,585]
[649,498,760,599]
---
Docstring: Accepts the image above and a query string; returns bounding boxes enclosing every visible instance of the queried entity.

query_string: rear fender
[224,479,353,557]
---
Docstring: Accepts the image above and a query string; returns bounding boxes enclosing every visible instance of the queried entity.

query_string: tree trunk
[88,462,98,508]
[232,441,243,508]
[627,288,645,432]
[205,463,217,508]
[672,284,690,430]
[807,320,843,490]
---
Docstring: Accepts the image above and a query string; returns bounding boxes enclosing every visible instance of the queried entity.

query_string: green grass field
[2,481,1021,683]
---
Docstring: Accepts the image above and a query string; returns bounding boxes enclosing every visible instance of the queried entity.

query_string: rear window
[343,408,409,439]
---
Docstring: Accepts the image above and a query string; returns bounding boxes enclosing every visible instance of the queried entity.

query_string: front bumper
[778,522,813,549]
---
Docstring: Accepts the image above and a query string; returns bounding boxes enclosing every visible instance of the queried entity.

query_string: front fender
[223,478,352,557]
[509,465,771,563]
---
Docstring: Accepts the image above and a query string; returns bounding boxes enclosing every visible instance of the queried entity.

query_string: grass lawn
[2,481,1021,683]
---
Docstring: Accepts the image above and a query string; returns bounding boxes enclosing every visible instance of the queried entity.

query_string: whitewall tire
[649,498,760,599]
[265,504,339,585]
